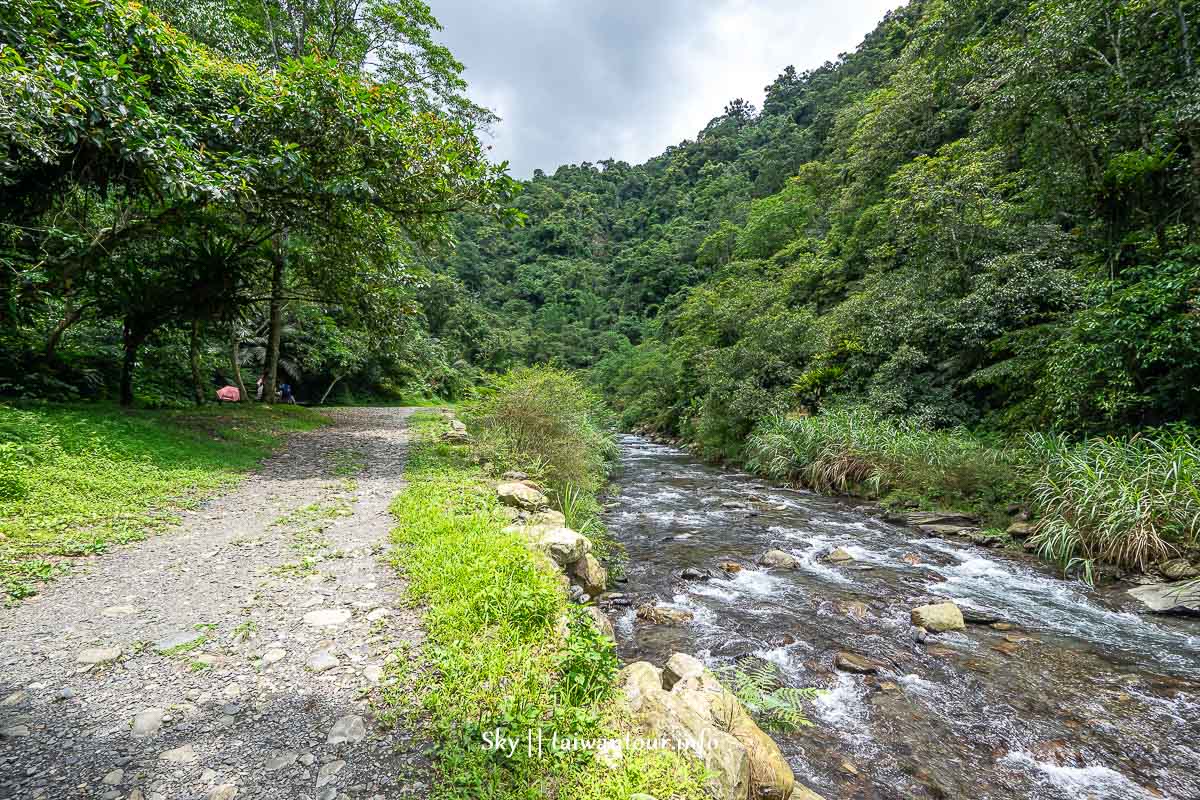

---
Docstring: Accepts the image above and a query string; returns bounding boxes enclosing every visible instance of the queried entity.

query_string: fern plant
[715,659,823,733]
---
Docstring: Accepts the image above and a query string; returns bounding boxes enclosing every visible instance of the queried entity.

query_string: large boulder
[663,652,705,690]
[572,554,608,596]
[497,482,548,511]
[521,525,591,567]
[1128,582,1200,615]
[911,602,966,632]
[527,508,567,527]
[1006,521,1036,539]
[1159,559,1200,581]
[758,549,800,570]
[825,548,855,563]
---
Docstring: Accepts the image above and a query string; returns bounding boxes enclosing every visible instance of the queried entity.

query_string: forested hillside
[437,0,1200,454]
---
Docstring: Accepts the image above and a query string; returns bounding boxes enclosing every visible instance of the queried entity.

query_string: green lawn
[0,402,328,601]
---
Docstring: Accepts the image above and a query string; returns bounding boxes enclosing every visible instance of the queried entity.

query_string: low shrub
[1026,428,1200,574]
[465,367,616,495]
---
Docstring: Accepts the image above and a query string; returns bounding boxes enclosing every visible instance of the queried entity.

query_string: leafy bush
[746,407,1021,511]
[1026,429,1200,574]
[466,367,616,494]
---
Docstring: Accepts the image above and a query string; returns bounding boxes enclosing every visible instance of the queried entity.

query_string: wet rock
[675,567,711,581]
[76,647,121,665]
[718,561,743,574]
[757,549,799,570]
[991,622,1015,631]
[635,604,694,626]
[911,602,966,632]
[1127,582,1200,615]
[960,608,1002,625]
[572,554,608,596]
[720,501,748,510]
[584,606,615,641]
[836,600,869,620]
[825,548,855,563]
[906,511,979,528]
[496,482,547,511]
[1159,559,1200,581]
[992,641,1021,656]
[1006,521,1036,539]
[834,652,879,674]
[911,626,929,644]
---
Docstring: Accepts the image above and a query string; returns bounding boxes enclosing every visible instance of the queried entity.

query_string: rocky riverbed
[602,435,1200,800]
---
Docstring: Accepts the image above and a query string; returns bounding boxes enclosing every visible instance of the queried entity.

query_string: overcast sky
[427,1,904,177]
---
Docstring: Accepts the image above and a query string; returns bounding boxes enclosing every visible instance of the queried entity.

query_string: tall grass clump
[465,367,617,495]
[382,413,705,800]
[1026,429,1200,574]
[746,407,1020,511]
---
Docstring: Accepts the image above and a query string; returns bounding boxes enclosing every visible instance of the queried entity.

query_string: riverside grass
[0,402,327,600]
[381,412,706,800]
[745,407,1200,577]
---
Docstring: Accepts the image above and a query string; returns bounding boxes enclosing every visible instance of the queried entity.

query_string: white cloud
[429,1,906,176]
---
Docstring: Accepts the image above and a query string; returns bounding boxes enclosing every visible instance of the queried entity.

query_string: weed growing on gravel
[0,402,327,601]
[381,412,706,800]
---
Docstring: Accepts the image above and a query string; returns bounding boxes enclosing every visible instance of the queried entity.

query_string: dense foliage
[0,0,516,406]
[432,0,1199,455]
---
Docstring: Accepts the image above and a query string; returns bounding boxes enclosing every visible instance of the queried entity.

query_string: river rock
[571,554,608,596]
[76,647,122,665]
[718,561,743,574]
[758,549,799,570]
[911,602,966,632]
[497,482,547,511]
[1159,559,1200,580]
[1127,582,1200,615]
[501,470,528,481]
[906,511,979,529]
[635,604,694,626]
[960,607,1002,625]
[834,652,878,674]
[526,526,592,567]
[826,548,855,563]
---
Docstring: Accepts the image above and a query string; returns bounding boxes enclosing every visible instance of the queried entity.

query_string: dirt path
[0,407,429,800]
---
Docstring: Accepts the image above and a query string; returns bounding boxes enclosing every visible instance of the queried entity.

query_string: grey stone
[76,647,121,665]
[102,769,123,786]
[158,744,197,764]
[326,715,367,745]
[316,760,346,788]
[1128,582,1200,615]
[208,785,237,800]
[264,751,298,771]
[307,650,340,673]
[303,608,352,627]
[262,648,287,665]
[131,708,165,738]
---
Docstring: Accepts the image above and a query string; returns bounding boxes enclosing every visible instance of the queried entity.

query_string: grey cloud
[428,1,903,177]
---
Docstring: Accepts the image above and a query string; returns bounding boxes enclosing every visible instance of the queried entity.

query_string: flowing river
[601,435,1200,800]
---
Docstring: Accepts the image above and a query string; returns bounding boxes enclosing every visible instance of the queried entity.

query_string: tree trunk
[262,236,286,403]
[119,319,146,408]
[44,301,83,364]
[318,374,344,405]
[190,318,204,406]
[230,326,247,402]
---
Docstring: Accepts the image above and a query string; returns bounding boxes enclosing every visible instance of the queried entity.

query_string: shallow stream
[602,435,1200,800]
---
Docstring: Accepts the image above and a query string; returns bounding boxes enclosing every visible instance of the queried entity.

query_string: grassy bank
[380,411,705,799]
[743,408,1200,578]
[0,402,328,600]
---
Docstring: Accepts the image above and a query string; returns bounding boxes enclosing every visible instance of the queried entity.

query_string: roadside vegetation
[0,402,326,600]
[381,409,705,799]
